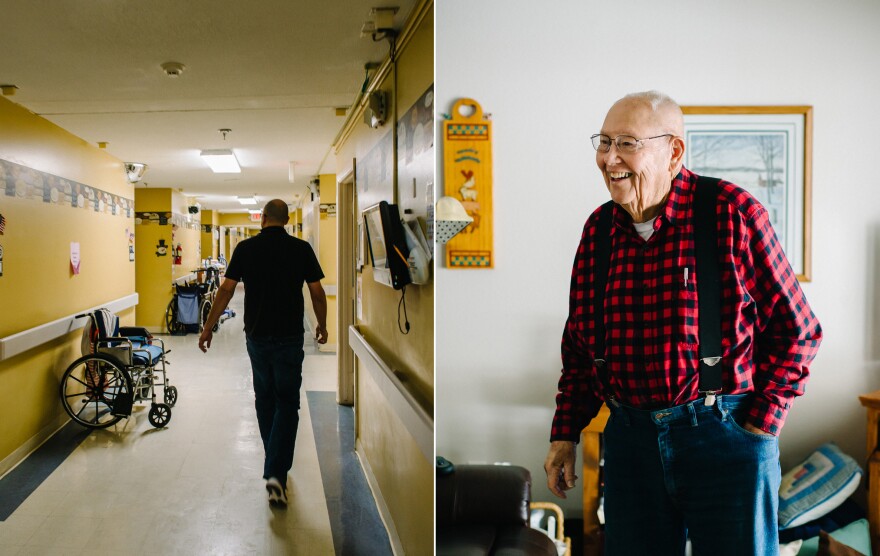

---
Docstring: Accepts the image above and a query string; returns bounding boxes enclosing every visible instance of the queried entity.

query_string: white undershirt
[633,217,657,241]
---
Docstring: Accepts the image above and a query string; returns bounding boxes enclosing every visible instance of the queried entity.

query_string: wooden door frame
[336,165,357,405]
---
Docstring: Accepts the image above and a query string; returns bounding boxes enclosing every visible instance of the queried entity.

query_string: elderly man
[199,199,328,508]
[544,91,821,555]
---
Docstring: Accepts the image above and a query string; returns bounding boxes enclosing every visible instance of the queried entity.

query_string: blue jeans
[603,394,781,556]
[245,335,305,482]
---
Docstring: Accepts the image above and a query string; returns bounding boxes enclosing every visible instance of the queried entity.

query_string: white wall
[436,0,880,519]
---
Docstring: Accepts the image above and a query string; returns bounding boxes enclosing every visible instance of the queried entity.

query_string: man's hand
[315,325,328,344]
[544,441,578,499]
[198,329,213,353]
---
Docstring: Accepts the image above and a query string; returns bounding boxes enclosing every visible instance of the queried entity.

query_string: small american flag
[0,213,5,234]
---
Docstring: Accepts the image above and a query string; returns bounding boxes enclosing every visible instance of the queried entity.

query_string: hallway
[0,286,391,555]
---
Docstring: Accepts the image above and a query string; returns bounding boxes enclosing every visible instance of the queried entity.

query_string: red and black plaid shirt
[551,167,822,440]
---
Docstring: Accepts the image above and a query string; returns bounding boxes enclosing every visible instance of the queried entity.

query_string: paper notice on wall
[356,275,363,320]
[70,242,81,275]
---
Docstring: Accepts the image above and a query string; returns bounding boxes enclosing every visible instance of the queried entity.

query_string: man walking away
[199,198,328,508]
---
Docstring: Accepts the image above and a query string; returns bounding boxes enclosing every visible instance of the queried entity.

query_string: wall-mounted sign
[443,98,493,268]
[70,242,81,275]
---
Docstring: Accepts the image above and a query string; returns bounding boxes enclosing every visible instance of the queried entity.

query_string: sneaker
[266,477,288,508]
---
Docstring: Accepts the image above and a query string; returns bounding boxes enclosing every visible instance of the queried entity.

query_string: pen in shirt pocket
[683,267,689,289]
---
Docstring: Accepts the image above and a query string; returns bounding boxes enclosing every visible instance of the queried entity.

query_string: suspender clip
[700,390,721,406]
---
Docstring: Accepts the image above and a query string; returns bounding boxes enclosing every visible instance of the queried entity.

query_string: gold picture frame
[682,106,813,282]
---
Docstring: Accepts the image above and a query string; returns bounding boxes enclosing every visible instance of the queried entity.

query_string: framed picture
[682,106,813,282]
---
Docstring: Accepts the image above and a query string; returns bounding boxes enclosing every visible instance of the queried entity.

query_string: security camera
[364,91,386,128]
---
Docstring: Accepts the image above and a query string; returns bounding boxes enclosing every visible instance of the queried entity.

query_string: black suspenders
[592,200,614,383]
[693,176,723,403]
[593,176,722,405]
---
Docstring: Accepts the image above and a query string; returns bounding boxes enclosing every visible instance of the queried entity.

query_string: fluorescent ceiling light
[238,196,258,206]
[201,149,241,173]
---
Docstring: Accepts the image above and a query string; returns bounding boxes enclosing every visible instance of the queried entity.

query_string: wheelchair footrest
[111,390,134,416]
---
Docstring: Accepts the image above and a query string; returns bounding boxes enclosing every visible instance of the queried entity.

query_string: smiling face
[597,97,685,223]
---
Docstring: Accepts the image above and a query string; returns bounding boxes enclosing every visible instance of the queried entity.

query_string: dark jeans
[603,394,781,556]
[245,334,305,483]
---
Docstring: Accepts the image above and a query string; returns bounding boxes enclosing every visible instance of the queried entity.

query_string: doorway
[336,166,357,405]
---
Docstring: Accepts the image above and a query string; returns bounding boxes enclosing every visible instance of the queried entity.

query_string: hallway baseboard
[355,439,405,556]
[0,419,91,521]
[308,390,395,555]
[0,412,71,482]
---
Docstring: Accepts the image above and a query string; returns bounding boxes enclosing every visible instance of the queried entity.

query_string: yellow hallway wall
[170,190,201,283]
[337,4,433,404]
[201,209,219,260]
[134,220,172,330]
[0,95,135,470]
[134,189,173,331]
[134,189,202,331]
[333,2,433,553]
[318,174,338,349]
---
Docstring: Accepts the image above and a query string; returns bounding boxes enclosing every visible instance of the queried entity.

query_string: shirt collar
[611,166,697,232]
[260,225,287,234]
[661,166,697,228]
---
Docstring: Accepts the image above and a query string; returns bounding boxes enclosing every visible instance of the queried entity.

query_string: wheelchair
[165,270,220,334]
[60,309,176,429]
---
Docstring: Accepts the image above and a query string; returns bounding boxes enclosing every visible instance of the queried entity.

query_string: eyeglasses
[590,133,674,153]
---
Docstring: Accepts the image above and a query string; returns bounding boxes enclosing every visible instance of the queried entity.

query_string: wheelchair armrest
[97,336,135,350]
[120,326,151,339]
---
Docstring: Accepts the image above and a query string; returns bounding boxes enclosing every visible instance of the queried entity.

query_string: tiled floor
[0,285,388,555]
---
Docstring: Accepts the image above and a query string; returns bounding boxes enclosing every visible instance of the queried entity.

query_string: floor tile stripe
[308,390,393,556]
[0,420,91,521]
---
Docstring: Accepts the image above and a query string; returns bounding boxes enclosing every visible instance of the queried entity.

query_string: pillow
[779,443,862,529]
[817,530,866,556]
[780,539,803,556]
[779,499,866,544]
[797,518,871,556]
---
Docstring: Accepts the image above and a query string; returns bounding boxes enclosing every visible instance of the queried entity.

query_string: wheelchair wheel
[165,385,178,407]
[165,299,185,334]
[199,299,219,333]
[60,354,132,429]
[148,403,172,428]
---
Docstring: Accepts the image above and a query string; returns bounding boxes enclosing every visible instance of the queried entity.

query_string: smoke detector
[161,62,186,78]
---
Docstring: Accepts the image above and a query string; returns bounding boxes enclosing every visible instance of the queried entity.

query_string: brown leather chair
[436,464,558,556]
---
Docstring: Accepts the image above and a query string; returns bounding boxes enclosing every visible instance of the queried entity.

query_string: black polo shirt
[224,226,324,338]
